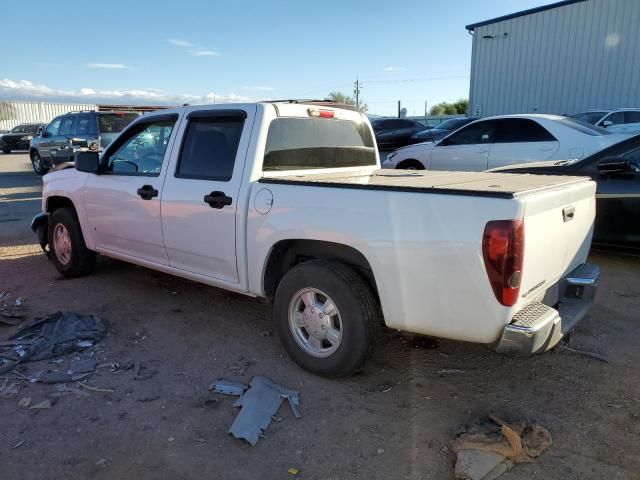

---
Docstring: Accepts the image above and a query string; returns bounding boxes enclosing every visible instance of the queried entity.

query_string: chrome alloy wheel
[52,223,72,266]
[288,288,343,358]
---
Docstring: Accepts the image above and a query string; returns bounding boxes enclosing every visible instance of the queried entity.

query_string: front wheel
[31,151,49,175]
[274,260,380,378]
[48,208,96,277]
[397,159,425,170]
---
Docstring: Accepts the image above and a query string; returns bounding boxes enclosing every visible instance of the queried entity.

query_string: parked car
[31,101,600,377]
[371,118,426,150]
[494,133,640,253]
[0,123,46,153]
[383,114,630,171]
[409,117,479,144]
[572,108,640,134]
[29,110,139,175]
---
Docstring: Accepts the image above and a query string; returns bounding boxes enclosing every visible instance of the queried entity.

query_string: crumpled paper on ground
[451,415,552,480]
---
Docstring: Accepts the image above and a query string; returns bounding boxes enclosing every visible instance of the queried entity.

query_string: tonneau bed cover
[259,169,591,199]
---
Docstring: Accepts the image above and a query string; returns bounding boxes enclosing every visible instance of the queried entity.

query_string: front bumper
[496,263,600,355]
[31,212,49,252]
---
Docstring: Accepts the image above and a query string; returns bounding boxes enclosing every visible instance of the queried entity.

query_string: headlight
[21,135,33,141]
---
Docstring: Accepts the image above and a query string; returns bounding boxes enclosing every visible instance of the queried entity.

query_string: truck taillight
[307,108,335,118]
[482,220,524,307]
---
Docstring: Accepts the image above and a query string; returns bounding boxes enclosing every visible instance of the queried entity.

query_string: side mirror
[602,120,613,127]
[597,156,632,174]
[75,151,100,173]
[36,126,45,137]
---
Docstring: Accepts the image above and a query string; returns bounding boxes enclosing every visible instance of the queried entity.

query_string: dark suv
[29,111,139,175]
[0,123,46,153]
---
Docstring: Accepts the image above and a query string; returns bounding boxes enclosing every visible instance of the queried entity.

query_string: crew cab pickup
[32,101,600,377]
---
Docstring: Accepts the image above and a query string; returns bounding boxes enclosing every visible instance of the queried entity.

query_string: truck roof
[259,169,591,199]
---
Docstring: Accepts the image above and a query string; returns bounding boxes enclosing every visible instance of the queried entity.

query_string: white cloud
[168,38,195,47]
[384,66,405,72]
[244,86,274,92]
[0,77,254,105]
[88,63,130,69]
[190,49,220,57]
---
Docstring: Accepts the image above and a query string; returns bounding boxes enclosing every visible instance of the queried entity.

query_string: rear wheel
[274,260,380,378]
[2,148,10,154]
[31,151,48,175]
[48,208,96,277]
[397,159,425,170]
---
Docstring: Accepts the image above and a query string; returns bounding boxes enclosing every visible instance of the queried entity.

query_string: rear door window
[494,119,557,143]
[176,115,245,181]
[98,113,139,134]
[263,117,376,171]
[624,111,640,123]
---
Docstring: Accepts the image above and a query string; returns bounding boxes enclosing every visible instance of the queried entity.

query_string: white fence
[0,101,97,131]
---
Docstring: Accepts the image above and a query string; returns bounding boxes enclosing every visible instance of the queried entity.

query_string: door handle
[137,185,158,200]
[203,191,233,209]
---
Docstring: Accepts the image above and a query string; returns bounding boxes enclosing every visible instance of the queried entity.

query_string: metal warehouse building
[466,0,640,117]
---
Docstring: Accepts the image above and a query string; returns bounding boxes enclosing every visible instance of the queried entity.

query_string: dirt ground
[1,153,639,480]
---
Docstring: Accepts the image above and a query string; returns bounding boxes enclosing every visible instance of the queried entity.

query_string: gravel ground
[0,153,639,480]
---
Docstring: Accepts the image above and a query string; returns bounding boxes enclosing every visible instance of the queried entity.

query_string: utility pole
[424,101,428,117]
[397,100,401,118]
[353,77,361,110]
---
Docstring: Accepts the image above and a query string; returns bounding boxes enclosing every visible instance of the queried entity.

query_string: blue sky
[1,0,548,116]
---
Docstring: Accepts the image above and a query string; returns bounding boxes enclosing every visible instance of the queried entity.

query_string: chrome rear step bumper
[496,263,600,355]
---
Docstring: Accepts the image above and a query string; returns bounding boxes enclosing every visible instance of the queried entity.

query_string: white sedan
[382,114,630,171]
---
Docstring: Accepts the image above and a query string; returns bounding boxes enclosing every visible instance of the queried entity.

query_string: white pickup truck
[32,101,600,377]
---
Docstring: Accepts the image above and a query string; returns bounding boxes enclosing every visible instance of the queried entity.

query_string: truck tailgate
[517,179,596,308]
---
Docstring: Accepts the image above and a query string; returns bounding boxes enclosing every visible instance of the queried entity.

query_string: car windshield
[263,117,376,170]
[10,124,38,134]
[572,111,607,124]
[98,113,139,133]
[558,117,612,135]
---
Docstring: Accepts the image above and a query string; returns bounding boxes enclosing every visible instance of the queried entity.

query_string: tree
[429,99,468,116]
[327,91,368,112]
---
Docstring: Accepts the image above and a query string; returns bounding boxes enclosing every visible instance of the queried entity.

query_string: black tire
[397,159,425,170]
[2,148,10,154]
[48,208,96,277]
[274,260,380,378]
[31,150,48,175]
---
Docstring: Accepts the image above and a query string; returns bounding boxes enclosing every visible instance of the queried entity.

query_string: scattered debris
[558,345,609,363]
[77,382,114,393]
[133,360,158,381]
[18,397,31,407]
[377,448,385,454]
[437,368,466,377]
[451,416,552,480]
[260,329,273,337]
[211,376,301,446]
[37,371,92,384]
[0,379,18,397]
[95,458,107,468]
[69,358,98,374]
[366,383,393,393]
[29,399,52,409]
[0,311,107,374]
[0,291,28,324]
[53,384,90,397]
[136,395,160,403]
[12,440,25,449]
[287,468,300,475]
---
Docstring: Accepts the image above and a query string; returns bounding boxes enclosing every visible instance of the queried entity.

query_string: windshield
[98,113,139,134]
[435,118,468,130]
[572,111,607,124]
[263,117,376,171]
[10,124,38,134]
[558,117,612,135]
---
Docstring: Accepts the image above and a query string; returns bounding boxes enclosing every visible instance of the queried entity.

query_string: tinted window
[98,113,139,134]
[176,116,244,181]
[46,117,62,137]
[572,111,607,124]
[602,112,624,125]
[264,117,376,171]
[74,114,93,135]
[104,118,176,176]
[10,124,39,134]
[372,119,393,130]
[625,111,640,123]
[59,116,74,136]
[443,120,496,145]
[494,119,556,143]
[436,118,470,130]
[558,117,611,136]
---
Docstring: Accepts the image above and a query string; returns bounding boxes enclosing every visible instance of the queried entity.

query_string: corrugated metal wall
[468,0,640,117]
[0,101,97,131]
